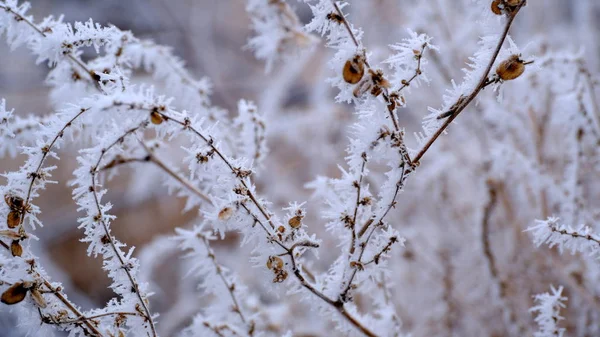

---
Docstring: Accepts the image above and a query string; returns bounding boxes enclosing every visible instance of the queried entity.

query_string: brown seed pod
[273,269,288,283]
[0,230,22,240]
[218,207,234,221]
[496,54,526,81]
[10,240,22,257]
[370,69,390,88]
[353,78,373,98]
[342,55,365,84]
[7,211,20,229]
[30,287,47,308]
[5,194,24,210]
[370,85,383,97]
[288,216,303,229]
[1,282,28,305]
[505,0,521,6]
[491,0,503,15]
[150,111,163,125]
[266,256,284,270]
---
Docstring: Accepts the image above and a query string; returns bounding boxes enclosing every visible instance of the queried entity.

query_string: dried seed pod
[353,78,373,98]
[273,269,288,283]
[10,240,22,257]
[266,256,284,270]
[505,0,521,6]
[491,0,503,15]
[1,282,28,305]
[370,85,383,97]
[30,287,47,308]
[369,69,390,88]
[7,211,21,229]
[496,54,526,81]
[218,207,234,221]
[5,194,24,210]
[0,230,22,240]
[288,216,303,229]
[277,225,286,233]
[150,111,163,125]
[343,55,365,84]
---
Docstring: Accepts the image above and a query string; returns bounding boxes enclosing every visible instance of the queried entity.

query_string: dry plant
[0,0,599,336]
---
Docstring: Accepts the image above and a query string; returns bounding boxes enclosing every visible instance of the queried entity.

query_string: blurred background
[1,1,599,336]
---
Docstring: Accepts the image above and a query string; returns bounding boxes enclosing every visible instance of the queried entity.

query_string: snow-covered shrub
[0,0,598,336]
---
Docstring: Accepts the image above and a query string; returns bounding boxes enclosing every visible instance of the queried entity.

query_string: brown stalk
[87,122,158,337]
[0,3,101,86]
[411,3,526,165]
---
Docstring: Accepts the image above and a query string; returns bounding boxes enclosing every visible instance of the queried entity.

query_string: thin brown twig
[411,3,526,165]
[0,3,100,85]
[88,122,158,337]
[144,109,378,337]
[196,233,254,335]
[138,140,212,204]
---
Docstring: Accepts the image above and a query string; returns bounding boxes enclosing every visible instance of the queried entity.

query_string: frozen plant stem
[411,1,526,165]
[138,140,212,203]
[88,123,158,337]
[0,3,100,85]
[149,110,379,337]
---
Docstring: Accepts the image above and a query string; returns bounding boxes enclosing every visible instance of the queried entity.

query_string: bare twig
[411,3,526,165]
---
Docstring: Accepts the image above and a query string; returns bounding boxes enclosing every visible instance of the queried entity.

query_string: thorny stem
[411,2,526,165]
[88,122,158,337]
[0,3,100,85]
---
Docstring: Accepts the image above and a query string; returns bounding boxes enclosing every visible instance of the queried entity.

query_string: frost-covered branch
[530,285,567,337]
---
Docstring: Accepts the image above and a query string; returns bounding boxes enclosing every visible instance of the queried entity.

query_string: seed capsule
[150,111,163,125]
[266,256,284,270]
[288,216,303,229]
[496,55,526,81]
[10,240,22,257]
[5,195,24,210]
[491,0,503,15]
[7,211,20,229]
[1,282,28,305]
[505,0,521,6]
[343,55,365,84]
[30,287,47,308]
[218,207,234,221]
